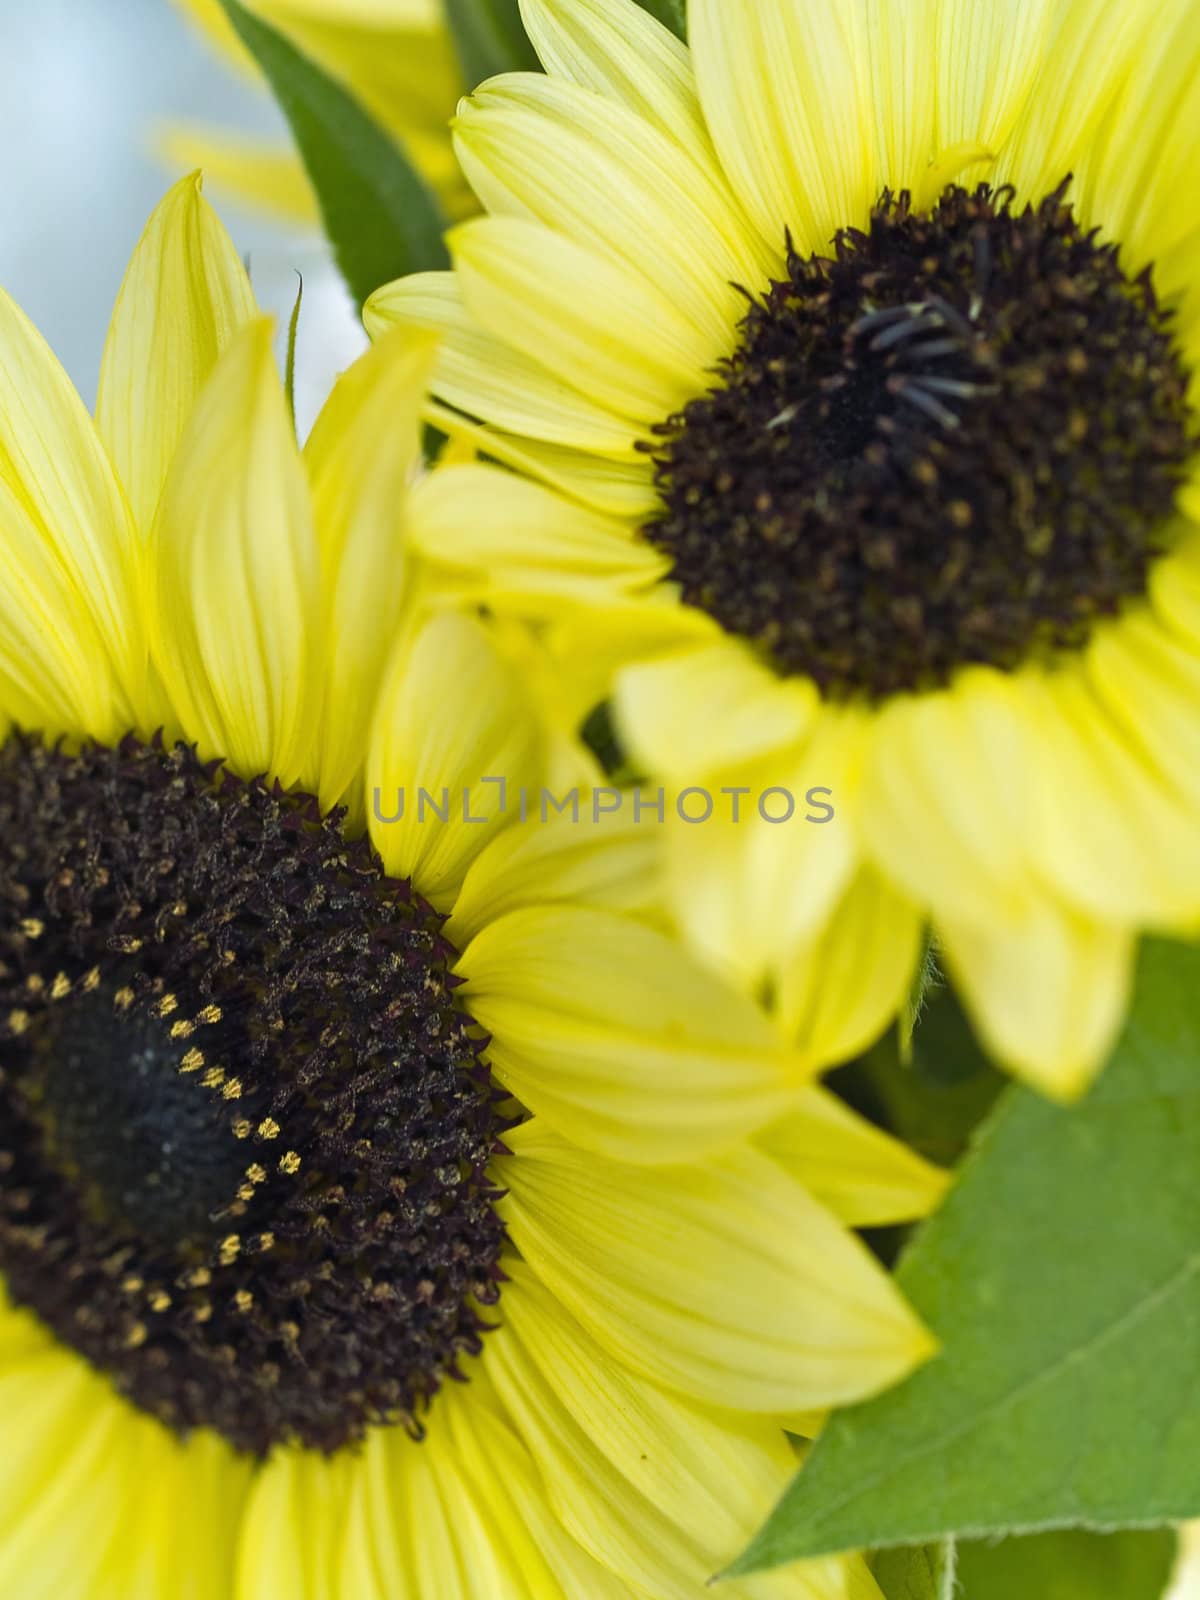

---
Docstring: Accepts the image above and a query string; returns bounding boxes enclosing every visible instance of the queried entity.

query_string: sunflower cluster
[1,0,1198,1596]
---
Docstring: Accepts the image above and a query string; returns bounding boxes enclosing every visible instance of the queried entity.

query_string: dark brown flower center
[0,734,506,1456]
[643,181,1195,699]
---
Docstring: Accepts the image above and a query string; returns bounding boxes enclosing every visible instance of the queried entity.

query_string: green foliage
[871,1540,956,1600]
[444,0,540,86]
[955,1528,1177,1599]
[217,0,448,308]
[733,939,1200,1572]
[632,0,687,38]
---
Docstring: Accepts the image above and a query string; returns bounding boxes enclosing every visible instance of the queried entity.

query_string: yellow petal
[861,667,1039,928]
[0,1305,248,1600]
[498,1122,934,1416]
[689,0,876,255]
[1152,538,1200,652]
[97,173,257,537]
[407,460,667,600]
[777,864,923,1068]
[365,272,642,456]
[159,128,319,225]
[1077,0,1200,268]
[1086,607,1200,811]
[303,326,435,811]
[235,1443,361,1600]
[1024,665,1200,927]
[448,216,713,423]
[367,610,544,908]
[520,0,711,157]
[421,402,660,518]
[938,899,1134,1099]
[760,1086,950,1227]
[933,0,1053,164]
[0,285,143,729]
[149,316,321,788]
[0,476,127,740]
[456,904,808,1162]
[444,804,663,948]
[454,75,767,349]
[486,1262,876,1600]
[615,637,818,784]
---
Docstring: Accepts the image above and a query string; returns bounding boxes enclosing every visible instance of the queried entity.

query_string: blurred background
[0,0,365,430]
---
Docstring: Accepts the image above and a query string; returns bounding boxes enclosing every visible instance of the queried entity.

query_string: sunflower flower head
[0,173,942,1599]
[370,0,1200,1097]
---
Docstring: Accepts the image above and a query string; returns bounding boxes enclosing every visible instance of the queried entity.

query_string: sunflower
[367,0,1200,1097]
[0,174,942,1598]
[167,0,474,221]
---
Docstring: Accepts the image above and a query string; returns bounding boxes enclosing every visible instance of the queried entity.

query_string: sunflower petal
[303,326,436,812]
[365,273,642,456]
[0,286,142,727]
[938,899,1134,1099]
[688,0,876,255]
[367,611,544,908]
[96,173,257,536]
[760,1086,950,1227]
[498,1121,935,1414]
[776,864,924,1067]
[444,805,662,947]
[448,216,713,423]
[456,905,808,1162]
[149,316,321,788]
[486,1262,878,1600]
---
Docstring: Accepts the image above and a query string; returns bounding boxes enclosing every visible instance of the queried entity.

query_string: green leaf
[872,1539,957,1600]
[955,1529,1177,1599]
[217,0,448,307]
[444,0,540,86]
[732,938,1200,1571]
[632,0,687,38]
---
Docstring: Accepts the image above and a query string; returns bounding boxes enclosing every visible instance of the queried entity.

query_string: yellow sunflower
[167,0,474,221]
[369,0,1200,1097]
[0,175,942,1597]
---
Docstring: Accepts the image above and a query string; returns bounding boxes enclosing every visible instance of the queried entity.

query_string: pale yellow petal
[933,0,1053,165]
[444,803,663,948]
[0,475,126,739]
[861,666,1039,928]
[938,899,1134,1099]
[365,272,642,456]
[454,75,767,349]
[519,0,711,157]
[422,403,660,518]
[1077,0,1200,268]
[149,317,321,787]
[615,637,818,784]
[777,864,923,1068]
[303,326,436,811]
[0,286,143,728]
[760,1086,950,1227]
[367,610,544,908]
[996,0,1152,208]
[486,1263,875,1600]
[448,216,713,423]
[689,0,876,255]
[865,0,937,195]
[1085,607,1200,811]
[498,1122,934,1416]
[97,173,257,536]
[456,905,808,1163]
[1024,665,1200,927]
[407,460,667,600]
[159,128,319,225]
[235,1444,360,1600]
